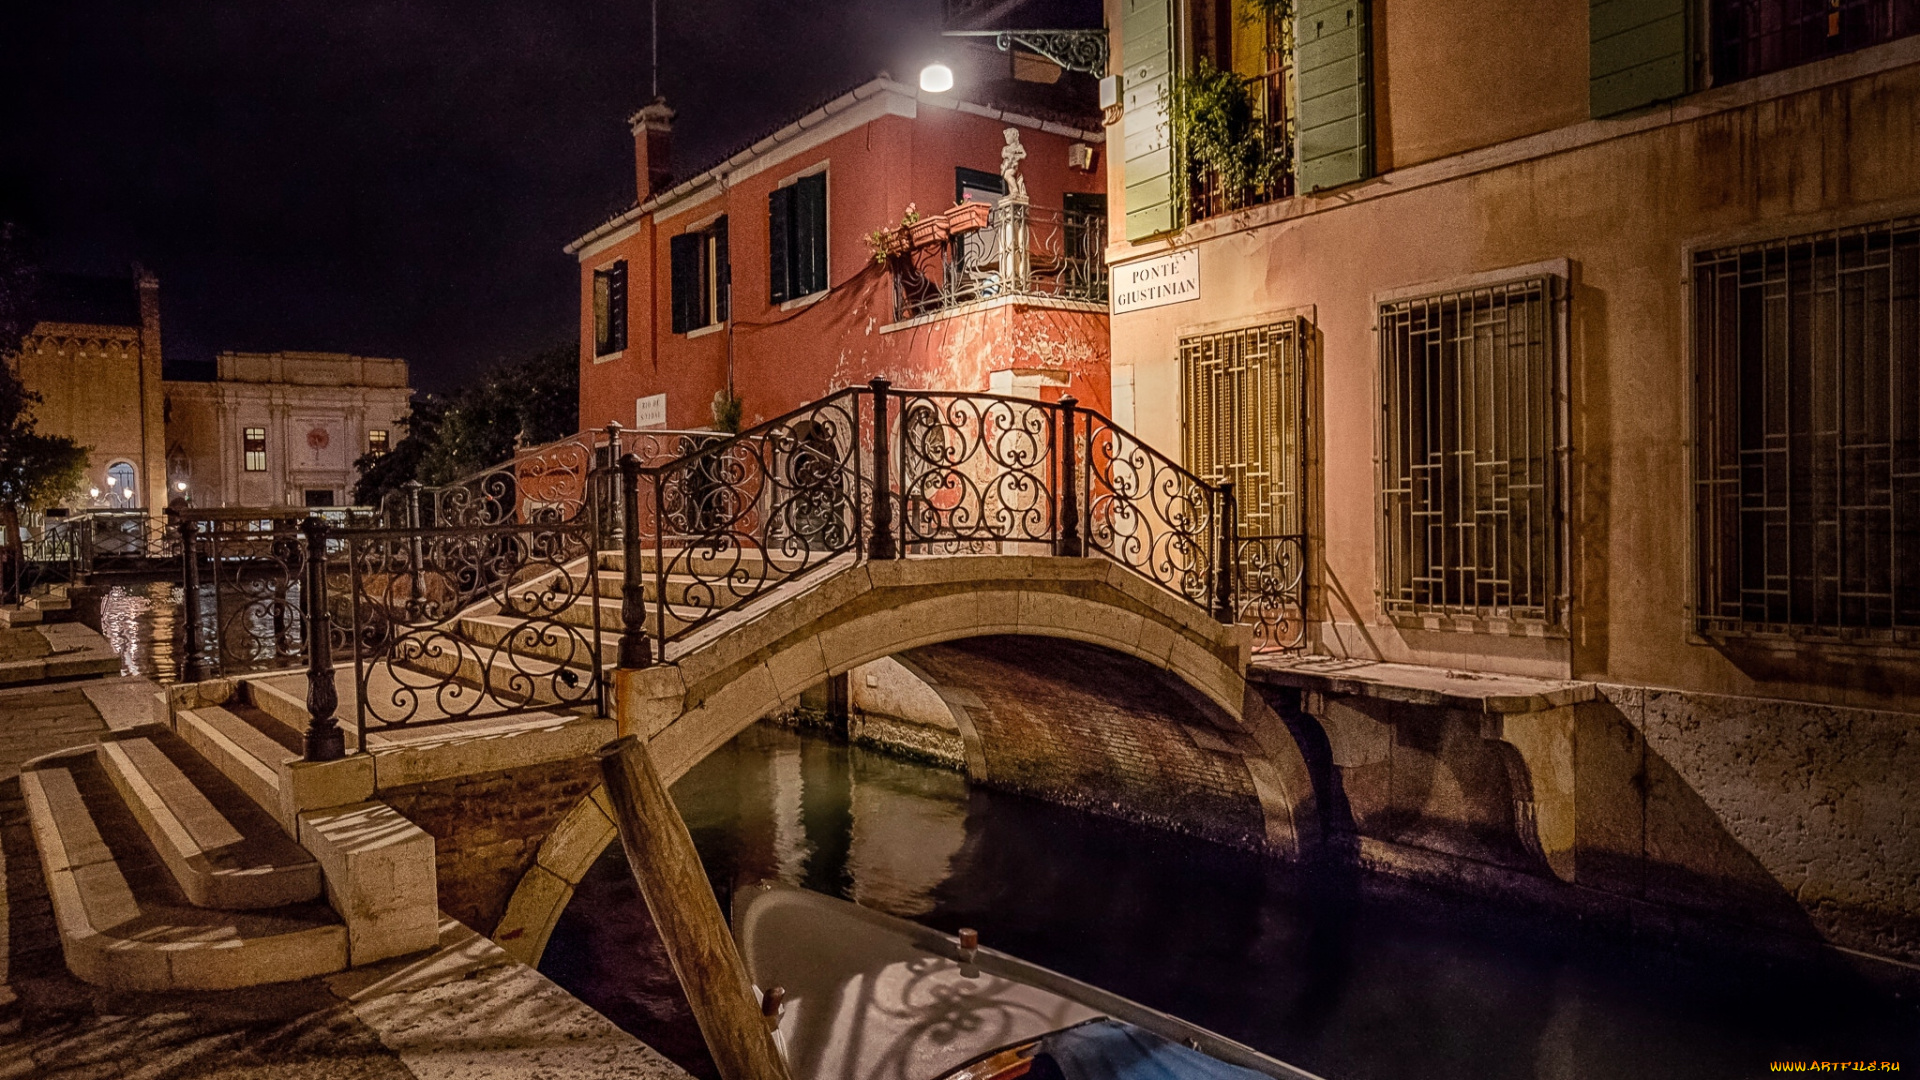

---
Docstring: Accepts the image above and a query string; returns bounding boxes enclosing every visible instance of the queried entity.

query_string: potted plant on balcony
[866,203,924,265]
[945,199,993,235]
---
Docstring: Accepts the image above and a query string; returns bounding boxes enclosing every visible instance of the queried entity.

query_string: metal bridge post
[1213,482,1237,625]
[604,422,625,545]
[1057,394,1082,557]
[617,454,653,668]
[179,514,209,682]
[867,377,897,560]
[403,480,426,620]
[300,517,345,762]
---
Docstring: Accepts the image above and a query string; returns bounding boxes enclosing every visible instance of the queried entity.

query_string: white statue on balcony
[999,127,1028,202]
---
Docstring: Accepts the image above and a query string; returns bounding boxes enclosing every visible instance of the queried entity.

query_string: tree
[0,366,89,603]
[0,217,86,602]
[352,341,578,506]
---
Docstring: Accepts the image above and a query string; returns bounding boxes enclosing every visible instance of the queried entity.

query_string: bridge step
[20,748,348,991]
[98,727,324,909]
[587,568,762,609]
[457,613,618,668]
[174,702,305,824]
[597,546,778,576]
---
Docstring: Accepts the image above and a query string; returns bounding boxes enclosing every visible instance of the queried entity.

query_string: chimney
[629,98,675,202]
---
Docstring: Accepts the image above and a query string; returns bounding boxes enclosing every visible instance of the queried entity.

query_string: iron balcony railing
[205,382,1310,765]
[888,203,1109,323]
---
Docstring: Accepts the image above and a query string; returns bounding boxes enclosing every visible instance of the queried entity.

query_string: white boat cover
[735,884,1103,1080]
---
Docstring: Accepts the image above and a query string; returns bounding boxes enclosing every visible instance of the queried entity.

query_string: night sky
[0,1,964,393]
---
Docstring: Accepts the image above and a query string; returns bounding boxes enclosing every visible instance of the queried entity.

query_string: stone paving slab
[0,625,122,688]
[0,679,692,1079]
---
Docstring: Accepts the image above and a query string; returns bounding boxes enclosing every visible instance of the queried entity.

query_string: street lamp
[919,63,954,93]
[175,481,188,492]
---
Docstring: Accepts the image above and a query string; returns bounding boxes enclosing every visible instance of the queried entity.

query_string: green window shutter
[1294,0,1371,194]
[607,261,627,351]
[1590,0,1689,117]
[1121,0,1175,241]
[669,232,702,334]
[712,216,730,323]
[793,173,829,296]
[768,185,793,304]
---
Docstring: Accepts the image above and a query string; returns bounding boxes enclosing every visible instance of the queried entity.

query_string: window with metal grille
[1711,0,1919,84]
[1379,276,1565,626]
[1182,318,1307,537]
[243,427,267,472]
[1693,216,1920,644]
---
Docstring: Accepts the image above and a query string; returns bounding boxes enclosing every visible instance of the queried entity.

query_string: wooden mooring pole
[598,735,793,1080]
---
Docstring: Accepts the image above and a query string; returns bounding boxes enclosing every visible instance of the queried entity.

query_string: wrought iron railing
[174,507,378,681]
[258,380,1309,764]
[383,424,714,529]
[1236,534,1307,653]
[331,518,604,743]
[889,203,1108,322]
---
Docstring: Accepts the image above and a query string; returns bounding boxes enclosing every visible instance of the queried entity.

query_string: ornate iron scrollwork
[943,28,1110,75]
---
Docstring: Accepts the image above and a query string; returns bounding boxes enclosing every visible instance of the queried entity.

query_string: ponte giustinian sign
[1112,251,1199,315]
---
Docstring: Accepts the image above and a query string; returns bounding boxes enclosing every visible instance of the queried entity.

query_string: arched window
[105,462,138,508]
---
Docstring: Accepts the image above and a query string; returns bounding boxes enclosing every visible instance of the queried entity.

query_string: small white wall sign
[1112,250,1200,314]
[636,393,667,429]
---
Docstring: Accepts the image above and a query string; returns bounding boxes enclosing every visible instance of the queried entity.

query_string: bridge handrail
[248,380,1309,762]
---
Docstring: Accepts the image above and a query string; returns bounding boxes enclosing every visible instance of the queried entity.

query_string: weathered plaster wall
[1261,681,1920,965]
[1110,52,1920,710]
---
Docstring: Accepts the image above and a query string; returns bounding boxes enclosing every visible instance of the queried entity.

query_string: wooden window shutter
[712,216,730,323]
[795,173,828,296]
[768,185,794,303]
[1294,0,1372,194]
[608,261,627,351]
[593,269,613,354]
[669,232,703,334]
[1589,0,1689,118]
[1121,0,1175,241]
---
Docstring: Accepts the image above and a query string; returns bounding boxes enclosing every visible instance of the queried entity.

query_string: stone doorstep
[19,750,350,992]
[0,605,44,627]
[97,728,325,910]
[1248,654,1597,714]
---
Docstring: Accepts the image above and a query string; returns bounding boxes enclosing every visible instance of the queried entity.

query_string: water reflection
[547,727,1918,1080]
[95,581,182,681]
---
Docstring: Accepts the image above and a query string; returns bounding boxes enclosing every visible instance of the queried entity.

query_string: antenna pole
[651,0,659,99]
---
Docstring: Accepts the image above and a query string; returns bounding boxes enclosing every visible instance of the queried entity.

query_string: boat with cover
[732,881,1325,1080]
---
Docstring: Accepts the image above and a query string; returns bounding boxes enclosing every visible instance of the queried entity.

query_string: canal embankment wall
[787,651,1920,978]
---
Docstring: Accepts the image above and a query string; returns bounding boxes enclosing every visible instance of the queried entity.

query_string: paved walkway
[0,677,690,1080]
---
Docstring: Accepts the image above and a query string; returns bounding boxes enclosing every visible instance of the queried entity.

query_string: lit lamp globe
[90,488,101,498]
[919,63,954,93]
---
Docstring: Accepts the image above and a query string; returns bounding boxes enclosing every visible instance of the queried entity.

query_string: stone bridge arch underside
[487,555,1320,966]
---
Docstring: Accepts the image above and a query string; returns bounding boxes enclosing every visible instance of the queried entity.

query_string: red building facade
[567,77,1110,435]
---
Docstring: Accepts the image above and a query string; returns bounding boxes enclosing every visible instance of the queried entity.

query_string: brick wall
[904,636,1268,848]
[383,756,601,936]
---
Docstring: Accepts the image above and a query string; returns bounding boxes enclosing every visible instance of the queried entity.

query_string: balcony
[884,201,1108,324]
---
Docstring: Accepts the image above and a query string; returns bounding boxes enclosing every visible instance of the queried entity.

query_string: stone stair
[21,740,348,991]
[21,680,444,992]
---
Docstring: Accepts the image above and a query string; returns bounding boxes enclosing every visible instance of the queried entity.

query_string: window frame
[1687,212,1920,649]
[243,426,268,473]
[367,429,390,456]
[769,164,830,307]
[670,215,729,335]
[1373,262,1572,633]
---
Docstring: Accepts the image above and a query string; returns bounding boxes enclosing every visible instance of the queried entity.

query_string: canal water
[543,725,1919,1080]
[84,587,1919,1079]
